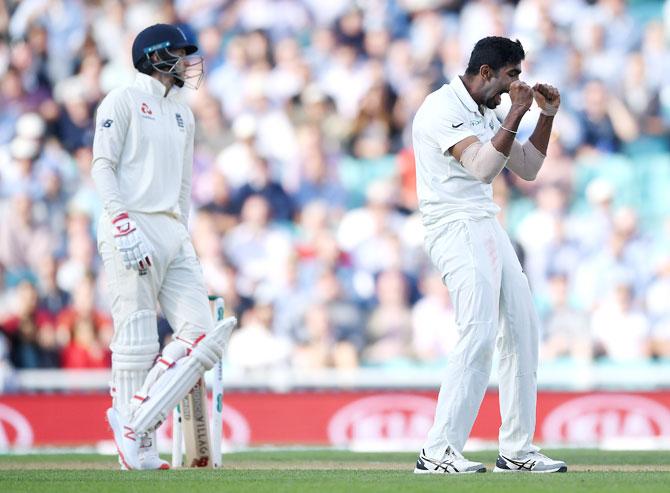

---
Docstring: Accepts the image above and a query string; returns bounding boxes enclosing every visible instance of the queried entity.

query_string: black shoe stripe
[416,457,429,471]
[500,455,535,471]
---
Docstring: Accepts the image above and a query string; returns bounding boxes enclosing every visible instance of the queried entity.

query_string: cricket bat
[180,377,213,467]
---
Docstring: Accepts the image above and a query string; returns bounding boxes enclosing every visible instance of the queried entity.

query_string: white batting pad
[111,310,160,370]
[130,316,236,435]
[129,337,194,415]
[110,310,159,419]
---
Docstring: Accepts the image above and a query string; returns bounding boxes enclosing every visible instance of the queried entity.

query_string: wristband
[541,105,558,116]
[500,126,517,135]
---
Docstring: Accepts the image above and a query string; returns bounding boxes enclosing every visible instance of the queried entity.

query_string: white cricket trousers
[97,212,214,341]
[423,217,539,458]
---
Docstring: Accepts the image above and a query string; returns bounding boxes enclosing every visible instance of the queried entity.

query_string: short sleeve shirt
[412,76,501,233]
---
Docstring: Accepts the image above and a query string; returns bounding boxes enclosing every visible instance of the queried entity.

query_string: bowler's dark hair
[465,37,525,76]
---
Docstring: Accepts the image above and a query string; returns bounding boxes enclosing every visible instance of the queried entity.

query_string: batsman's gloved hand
[111,212,154,274]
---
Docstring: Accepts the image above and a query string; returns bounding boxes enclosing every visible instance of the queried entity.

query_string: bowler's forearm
[492,106,526,156]
[528,114,554,155]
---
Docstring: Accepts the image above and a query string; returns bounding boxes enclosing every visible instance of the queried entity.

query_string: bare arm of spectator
[608,96,639,142]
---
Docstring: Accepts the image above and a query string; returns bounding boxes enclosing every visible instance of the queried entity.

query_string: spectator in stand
[567,178,615,255]
[53,79,94,153]
[191,211,229,291]
[612,206,653,296]
[1,132,42,198]
[239,70,300,179]
[337,179,407,300]
[0,192,53,280]
[34,167,68,242]
[199,170,239,236]
[58,274,112,368]
[56,211,97,294]
[294,200,332,259]
[207,36,249,120]
[574,79,638,154]
[35,256,70,315]
[411,269,458,365]
[591,280,650,362]
[540,272,592,362]
[227,301,292,372]
[620,52,667,139]
[215,113,258,190]
[293,125,347,213]
[310,267,366,357]
[232,153,295,223]
[346,82,400,156]
[291,84,348,154]
[363,268,413,366]
[0,330,13,392]
[224,194,293,300]
[293,303,358,369]
[646,255,670,359]
[1,280,59,368]
[572,229,638,312]
[516,184,569,295]
[0,262,17,325]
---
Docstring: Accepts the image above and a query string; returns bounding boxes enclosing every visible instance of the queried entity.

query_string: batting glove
[112,212,154,274]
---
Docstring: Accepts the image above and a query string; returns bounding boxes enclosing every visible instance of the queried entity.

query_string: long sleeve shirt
[91,73,195,225]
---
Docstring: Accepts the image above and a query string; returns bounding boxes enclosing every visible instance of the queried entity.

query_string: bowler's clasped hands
[509,81,561,116]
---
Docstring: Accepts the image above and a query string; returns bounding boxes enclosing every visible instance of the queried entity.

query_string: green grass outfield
[1,449,669,493]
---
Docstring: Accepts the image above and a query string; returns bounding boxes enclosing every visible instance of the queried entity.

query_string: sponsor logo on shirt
[175,113,185,129]
[140,102,156,120]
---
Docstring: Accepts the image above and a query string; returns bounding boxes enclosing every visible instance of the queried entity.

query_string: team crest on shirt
[175,113,185,129]
[489,121,495,130]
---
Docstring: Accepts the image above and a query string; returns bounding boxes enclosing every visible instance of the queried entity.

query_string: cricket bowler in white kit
[412,37,566,474]
[91,24,236,470]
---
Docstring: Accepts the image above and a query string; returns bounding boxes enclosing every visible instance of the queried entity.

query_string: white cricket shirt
[412,76,501,233]
[92,73,195,219]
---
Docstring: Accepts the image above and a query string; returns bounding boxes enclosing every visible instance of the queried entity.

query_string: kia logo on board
[328,394,436,448]
[542,394,670,444]
[0,403,34,450]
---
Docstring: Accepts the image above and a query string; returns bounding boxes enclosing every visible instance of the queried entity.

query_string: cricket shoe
[414,447,486,474]
[108,408,170,470]
[138,431,170,470]
[117,431,170,471]
[493,451,567,473]
[107,407,142,470]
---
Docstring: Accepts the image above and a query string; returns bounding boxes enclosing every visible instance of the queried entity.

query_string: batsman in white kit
[412,37,566,473]
[91,24,236,470]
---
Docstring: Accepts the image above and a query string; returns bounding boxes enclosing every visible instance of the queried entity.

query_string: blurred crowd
[1,0,670,380]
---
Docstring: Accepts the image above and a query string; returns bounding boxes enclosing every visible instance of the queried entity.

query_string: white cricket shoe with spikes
[107,408,170,470]
[414,447,486,474]
[493,451,567,473]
